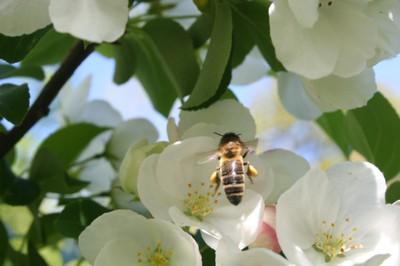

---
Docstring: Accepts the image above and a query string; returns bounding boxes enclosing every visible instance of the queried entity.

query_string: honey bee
[209,132,258,205]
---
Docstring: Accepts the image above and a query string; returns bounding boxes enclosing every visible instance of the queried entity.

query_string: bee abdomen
[223,175,245,205]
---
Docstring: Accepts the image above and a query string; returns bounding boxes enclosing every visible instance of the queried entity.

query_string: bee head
[216,132,244,158]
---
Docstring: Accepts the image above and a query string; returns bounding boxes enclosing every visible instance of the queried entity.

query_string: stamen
[136,241,172,266]
[313,218,363,262]
[184,181,220,221]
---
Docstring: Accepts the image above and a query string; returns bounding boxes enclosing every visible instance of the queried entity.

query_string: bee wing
[196,149,219,164]
[243,138,258,155]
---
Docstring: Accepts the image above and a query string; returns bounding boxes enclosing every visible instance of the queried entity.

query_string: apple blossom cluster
[270,0,400,119]
[78,100,400,266]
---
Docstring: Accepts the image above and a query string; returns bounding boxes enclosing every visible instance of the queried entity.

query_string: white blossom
[277,69,377,120]
[0,0,129,43]
[79,210,201,266]
[276,162,399,265]
[137,137,264,249]
[270,0,380,79]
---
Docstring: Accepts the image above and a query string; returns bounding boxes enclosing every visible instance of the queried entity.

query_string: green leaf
[182,0,233,110]
[345,93,400,180]
[144,18,200,96]
[22,29,76,66]
[0,64,44,80]
[0,27,49,63]
[231,11,255,68]
[0,160,15,195]
[317,111,351,157]
[188,13,213,49]
[34,123,108,167]
[113,38,137,85]
[29,214,63,247]
[0,221,8,266]
[28,242,48,266]
[126,29,177,116]
[55,199,109,238]
[2,177,40,206]
[30,149,88,194]
[386,182,400,204]
[230,1,284,72]
[0,83,30,125]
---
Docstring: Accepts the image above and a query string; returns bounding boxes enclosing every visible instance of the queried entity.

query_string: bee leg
[210,170,220,195]
[245,162,258,184]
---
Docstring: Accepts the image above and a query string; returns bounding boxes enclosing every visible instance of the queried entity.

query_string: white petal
[169,190,264,250]
[231,48,270,85]
[329,2,378,77]
[277,72,322,120]
[119,140,167,195]
[216,240,294,266]
[276,168,341,266]
[0,0,50,36]
[137,155,182,221]
[303,68,377,112]
[179,99,256,141]
[288,0,319,28]
[80,210,201,266]
[79,210,152,263]
[248,149,310,203]
[59,76,91,123]
[155,137,218,198]
[79,158,115,194]
[167,117,181,143]
[77,100,123,127]
[49,0,129,43]
[326,162,387,214]
[270,1,339,79]
[107,119,158,162]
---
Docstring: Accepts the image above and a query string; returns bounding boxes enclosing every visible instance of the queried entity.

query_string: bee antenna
[213,132,224,137]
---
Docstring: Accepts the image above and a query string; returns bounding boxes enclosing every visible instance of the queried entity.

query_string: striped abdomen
[220,159,245,205]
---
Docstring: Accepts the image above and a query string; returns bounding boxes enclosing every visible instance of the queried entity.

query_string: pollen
[183,182,220,221]
[313,219,363,262]
[137,241,172,266]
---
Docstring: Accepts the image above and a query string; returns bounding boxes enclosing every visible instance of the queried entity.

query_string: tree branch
[0,41,95,158]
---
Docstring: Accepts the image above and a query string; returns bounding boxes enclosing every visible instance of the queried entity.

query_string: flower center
[313,219,363,262]
[183,182,221,221]
[137,242,172,266]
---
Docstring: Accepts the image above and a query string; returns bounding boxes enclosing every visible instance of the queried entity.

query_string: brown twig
[0,41,95,158]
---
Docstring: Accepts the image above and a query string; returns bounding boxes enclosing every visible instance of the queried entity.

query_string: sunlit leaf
[317,111,351,157]
[345,93,400,180]
[182,0,233,110]
[22,29,76,66]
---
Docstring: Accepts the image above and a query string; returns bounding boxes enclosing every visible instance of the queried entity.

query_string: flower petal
[276,168,341,266]
[107,119,158,163]
[326,162,387,215]
[119,140,167,195]
[0,0,51,36]
[49,0,129,43]
[179,100,256,141]
[77,100,123,127]
[270,0,339,79]
[248,149,310,203]
[138,155,182,221]
[216,240,294,266]
[277,72,322,120]
[288,0,319,28]
[303,68,377,112]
